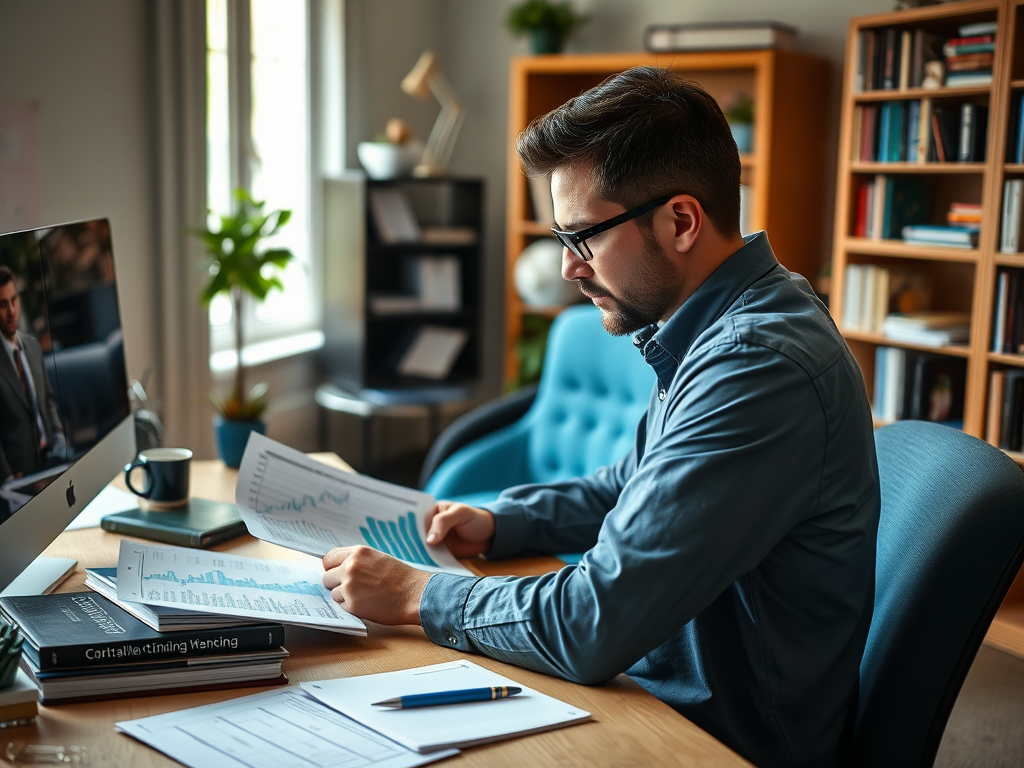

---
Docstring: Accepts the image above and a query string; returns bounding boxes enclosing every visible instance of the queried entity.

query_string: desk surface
[12,457,748,767]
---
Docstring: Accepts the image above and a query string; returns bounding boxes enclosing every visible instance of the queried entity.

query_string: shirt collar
[633,232,781,382]
[0,331,20,356]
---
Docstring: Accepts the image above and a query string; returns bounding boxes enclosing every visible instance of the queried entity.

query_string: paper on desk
[115,540,366,635]
[117,686,457,768]
[65,485,139,530]
[302,659,592,753]
[236,433,472,575]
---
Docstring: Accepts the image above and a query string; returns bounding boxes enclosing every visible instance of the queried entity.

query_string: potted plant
[194,189,294,467]
[506,0,587,54]
[723,93,755,154]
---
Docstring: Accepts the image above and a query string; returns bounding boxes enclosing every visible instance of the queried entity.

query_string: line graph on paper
[236,433,472,575]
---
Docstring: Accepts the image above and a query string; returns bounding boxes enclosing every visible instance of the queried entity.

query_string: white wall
[347,0,893,397]
[0,0,157,385]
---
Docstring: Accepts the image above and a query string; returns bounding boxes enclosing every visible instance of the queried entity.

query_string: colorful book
[0,592,286,671]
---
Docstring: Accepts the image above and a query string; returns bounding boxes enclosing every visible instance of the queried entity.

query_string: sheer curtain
[148,1,214,456]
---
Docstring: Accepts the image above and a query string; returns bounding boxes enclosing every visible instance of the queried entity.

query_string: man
[323,68,879,766]
[0,265,64,485]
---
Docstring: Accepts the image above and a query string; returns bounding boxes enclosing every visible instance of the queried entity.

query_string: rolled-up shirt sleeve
[419,341,827,685]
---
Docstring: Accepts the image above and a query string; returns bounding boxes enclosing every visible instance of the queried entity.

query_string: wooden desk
[9,458,748,767]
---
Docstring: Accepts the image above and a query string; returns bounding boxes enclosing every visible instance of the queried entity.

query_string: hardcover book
[0,592,285,671]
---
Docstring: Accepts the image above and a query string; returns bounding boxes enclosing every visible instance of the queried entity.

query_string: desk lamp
[401,51,464,177]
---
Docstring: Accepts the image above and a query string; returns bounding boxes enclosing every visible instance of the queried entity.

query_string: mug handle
[123,460,152,498]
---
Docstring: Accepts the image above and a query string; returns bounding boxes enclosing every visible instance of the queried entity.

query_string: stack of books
[0,669,37,727]
[943,22,996,88]
[902,223,978,249]
[643,21,797,52]
[842,264,932,334]
[0,592,288,705]
[852,176,930,240]
[881,312,971,347]
[947,201,982,230]
[873,347,967,426]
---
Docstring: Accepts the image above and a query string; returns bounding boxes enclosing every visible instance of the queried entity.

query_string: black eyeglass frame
[550,194,675,262]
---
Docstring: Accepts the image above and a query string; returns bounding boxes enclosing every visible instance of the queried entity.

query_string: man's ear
[664,195,702,255]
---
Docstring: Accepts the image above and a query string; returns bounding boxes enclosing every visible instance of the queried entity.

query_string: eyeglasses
[550,194,674,262]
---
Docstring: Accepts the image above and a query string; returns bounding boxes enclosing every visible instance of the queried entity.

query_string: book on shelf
[404,255,461,311]
[852,176,930,240]
[0,592,286,671]
[856,27,943,93]
[930,105,960,163]
[527,174,555,226]
[420,226,477,245]
[1012,93,1024,165]
[944,71,993,87]
[368,187,421,243]
[396,325,469,380]
[947,201,982,228]
[881,312,971,347]
[957,103,988,163]
[987,369,1006,446]
[1000,180,1024,254]
[998,370,1024,451]
[643,20,796,53]
[842,264,932,333]
[872,347,966,426]
[901,224,978,248]
[991,268,1024,354]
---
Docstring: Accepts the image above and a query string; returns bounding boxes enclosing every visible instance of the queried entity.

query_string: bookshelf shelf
[504,50,830,384]
[854,85,993,102]
[841,328,972,357]
[836,1,1024,659]
[850,162,986,174]
[842,237,980,262]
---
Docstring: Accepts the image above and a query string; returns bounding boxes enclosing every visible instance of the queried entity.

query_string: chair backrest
[524,305,655,483]
[853,421,1024,767]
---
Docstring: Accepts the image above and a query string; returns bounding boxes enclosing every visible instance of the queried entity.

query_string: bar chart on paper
[236,433,473,575]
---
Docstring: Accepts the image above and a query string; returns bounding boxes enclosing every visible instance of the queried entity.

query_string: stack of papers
[118,660,591,767]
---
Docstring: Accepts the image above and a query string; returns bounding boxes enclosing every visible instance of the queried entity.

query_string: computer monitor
[0,218,135,593]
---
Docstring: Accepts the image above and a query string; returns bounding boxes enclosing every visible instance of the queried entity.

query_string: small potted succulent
[506,0,587,54]
[723,93,755,154]
[194,189,294,467]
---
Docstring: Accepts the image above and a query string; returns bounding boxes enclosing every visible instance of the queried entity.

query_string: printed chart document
[117,686,457,768]
[236,434,473,575]
[115,541,366,635]
[302,659,592,753]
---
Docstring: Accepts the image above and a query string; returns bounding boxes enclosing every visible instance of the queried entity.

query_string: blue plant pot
[730,122,753,154]
[213,415,266,468]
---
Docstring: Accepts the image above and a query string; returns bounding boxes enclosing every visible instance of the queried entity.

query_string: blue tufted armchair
[421,305,656,509]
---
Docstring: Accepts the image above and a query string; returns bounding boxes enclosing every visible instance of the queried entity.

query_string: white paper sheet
[115,541,366,635]
[66,485,139,530]
[236,434,472,575]
[117,686,457,768]
[301,660,592,753]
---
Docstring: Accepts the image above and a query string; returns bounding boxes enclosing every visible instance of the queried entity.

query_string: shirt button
[658,389,667,401]
[447,635,458,645]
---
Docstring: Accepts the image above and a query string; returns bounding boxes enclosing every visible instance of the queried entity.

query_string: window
[206,0,322,370]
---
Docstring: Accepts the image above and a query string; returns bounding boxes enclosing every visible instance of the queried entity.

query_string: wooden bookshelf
[504,50,830,385]
[831,1,1024,658]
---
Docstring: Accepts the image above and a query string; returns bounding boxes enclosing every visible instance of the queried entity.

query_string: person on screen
[319,69,880,767]
[0,266,65,485]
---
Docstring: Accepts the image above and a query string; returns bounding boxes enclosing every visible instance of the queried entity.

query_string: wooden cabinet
[503,50,830,385]
[829,0,1024,659]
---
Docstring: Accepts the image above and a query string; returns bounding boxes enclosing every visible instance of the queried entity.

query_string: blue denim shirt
[420,233,880,767]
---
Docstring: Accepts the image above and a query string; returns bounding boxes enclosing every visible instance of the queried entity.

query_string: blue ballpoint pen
[372,686,523,709]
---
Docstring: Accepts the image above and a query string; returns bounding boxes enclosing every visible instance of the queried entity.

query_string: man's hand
[322,546,432,625]
[425,502,495,557]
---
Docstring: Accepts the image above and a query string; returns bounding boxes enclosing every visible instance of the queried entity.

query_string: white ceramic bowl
[356,140,423,179]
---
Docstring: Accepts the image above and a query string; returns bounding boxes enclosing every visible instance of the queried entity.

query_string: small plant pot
[730,122,753,154]
[213,415,267,469]
[530,27,564,54]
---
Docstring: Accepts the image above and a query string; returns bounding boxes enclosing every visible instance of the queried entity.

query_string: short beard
[576,233,680,336]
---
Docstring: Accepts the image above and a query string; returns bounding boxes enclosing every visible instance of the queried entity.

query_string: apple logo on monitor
[66,481,76,508]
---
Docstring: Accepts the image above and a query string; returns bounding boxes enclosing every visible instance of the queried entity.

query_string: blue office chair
[420,305,655,508]
[852,421,1024,766]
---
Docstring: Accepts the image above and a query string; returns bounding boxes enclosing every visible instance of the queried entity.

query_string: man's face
[551,165,683,336]
[0,281,20,342]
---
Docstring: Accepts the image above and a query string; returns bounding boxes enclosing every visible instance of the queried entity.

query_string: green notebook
[100,498,247,548]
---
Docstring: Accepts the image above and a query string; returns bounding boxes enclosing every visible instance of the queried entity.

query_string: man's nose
[561,246,594,282]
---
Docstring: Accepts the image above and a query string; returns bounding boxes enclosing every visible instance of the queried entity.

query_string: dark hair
[516,67,741,237]
[0,266,13,288]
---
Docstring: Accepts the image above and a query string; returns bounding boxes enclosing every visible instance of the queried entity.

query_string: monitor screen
[0,219,134,591]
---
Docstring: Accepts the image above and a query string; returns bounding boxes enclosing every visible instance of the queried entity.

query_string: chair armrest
[418,384,538,489]
[423,419,533,499]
